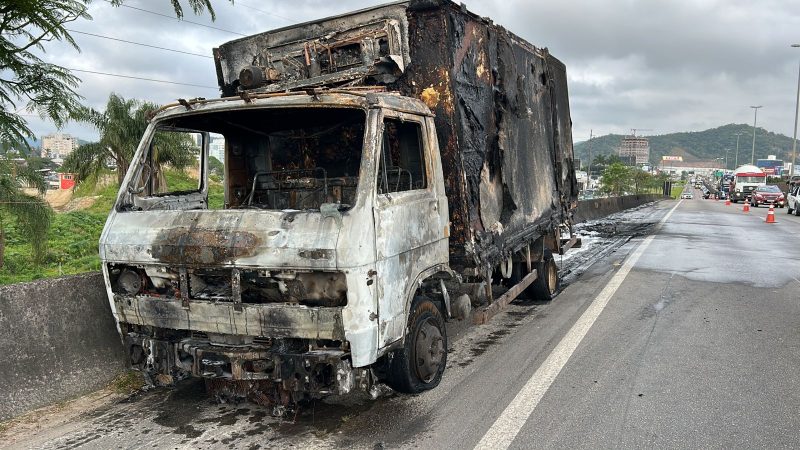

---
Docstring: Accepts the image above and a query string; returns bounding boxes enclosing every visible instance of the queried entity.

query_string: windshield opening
[125,107,365,211]
[756,185,781,193]
[736,175,765,183]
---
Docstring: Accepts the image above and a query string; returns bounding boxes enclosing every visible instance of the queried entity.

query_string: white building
[41,133,79,159]
[209,135,225,163]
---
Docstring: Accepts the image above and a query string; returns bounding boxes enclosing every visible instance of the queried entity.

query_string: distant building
[618,135,650,165]
[209,136,225,163]
[41,133,79,159]
[658,159,722,177]
[755,155,783,176]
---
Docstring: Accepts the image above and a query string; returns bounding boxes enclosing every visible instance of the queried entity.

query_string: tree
[631,169,652,194]
[1,0,229,153]
[63,93,196,186]
[600,163,633,196]
[0,159,53,268]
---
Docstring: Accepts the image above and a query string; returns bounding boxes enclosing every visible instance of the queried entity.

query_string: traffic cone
[765,205,776,223]
[725,198,731,206]
[743,202,750,213]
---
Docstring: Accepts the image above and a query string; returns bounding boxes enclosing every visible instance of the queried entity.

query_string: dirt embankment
[22,188,75,210]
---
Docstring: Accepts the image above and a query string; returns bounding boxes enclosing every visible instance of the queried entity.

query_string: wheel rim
[413,318,444,383]
[546,260,557,294]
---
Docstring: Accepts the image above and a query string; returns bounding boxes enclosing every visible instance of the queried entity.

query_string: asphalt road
[8,195,800,449]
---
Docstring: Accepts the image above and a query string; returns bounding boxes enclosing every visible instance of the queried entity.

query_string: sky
[19,0,800,144]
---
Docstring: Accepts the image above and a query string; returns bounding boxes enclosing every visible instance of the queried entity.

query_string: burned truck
[99,0,578,400]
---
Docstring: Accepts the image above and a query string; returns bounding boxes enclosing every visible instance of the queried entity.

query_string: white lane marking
[474,200,682,450]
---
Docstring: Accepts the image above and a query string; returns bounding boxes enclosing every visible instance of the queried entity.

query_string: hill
[574,124,798,168]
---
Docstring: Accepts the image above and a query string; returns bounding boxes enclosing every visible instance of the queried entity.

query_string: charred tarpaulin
[398,0,578,273]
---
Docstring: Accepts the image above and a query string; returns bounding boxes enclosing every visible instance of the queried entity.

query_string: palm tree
[0,159,52,267]
[64,93,196,187]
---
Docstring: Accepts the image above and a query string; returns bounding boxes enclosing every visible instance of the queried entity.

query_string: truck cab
[101,92,453,397]
[729,165,766,203]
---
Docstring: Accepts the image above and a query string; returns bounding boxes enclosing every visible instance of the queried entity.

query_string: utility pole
[750,105,762,165]
[724,148,729,170]
[734,132,742,168]
[791,44,800,176]
[587,129,593,186]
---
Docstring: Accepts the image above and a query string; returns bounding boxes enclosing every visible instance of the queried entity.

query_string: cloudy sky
[22,0,800,144]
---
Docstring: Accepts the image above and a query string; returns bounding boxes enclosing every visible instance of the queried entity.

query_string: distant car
[788,184,800,215]
[750,185,785,208]
[681,192,694,199]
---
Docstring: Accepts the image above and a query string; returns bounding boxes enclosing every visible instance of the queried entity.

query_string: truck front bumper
[127,334,370,395]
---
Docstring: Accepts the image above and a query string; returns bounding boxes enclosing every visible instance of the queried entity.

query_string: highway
[6,195,800,449]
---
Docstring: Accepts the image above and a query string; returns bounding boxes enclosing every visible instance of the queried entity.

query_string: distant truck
[729,165,766,203]
[716,173,733,199]
[99,0,578,403]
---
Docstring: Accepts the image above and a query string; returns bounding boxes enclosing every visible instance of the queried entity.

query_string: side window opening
[378,118,427,194]
[133,130,202,198]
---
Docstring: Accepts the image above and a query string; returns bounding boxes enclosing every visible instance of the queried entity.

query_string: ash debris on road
[557,202,661,288]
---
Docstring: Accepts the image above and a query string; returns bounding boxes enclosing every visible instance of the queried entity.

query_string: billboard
[662,156,683,161]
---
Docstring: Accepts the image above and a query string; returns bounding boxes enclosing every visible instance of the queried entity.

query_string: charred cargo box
[214,0,578,272]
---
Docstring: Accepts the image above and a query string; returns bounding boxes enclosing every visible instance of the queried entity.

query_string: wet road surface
[6,196,800,449]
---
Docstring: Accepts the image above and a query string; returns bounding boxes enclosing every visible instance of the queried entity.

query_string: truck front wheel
[386,298,447,393]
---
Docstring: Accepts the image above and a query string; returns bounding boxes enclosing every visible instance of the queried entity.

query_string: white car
[788,184,800,216]
[681,192,694,199]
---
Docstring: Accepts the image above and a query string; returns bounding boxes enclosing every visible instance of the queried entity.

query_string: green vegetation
[111,370,145,395]
[599,163,667,196]
[670,185,684,199]
[63,93,197,185]
[575,124,798,168]
[0,160,53,268]
[0,169,224,285]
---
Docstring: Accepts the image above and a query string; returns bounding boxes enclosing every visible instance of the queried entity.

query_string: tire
[795,207,800,217]
[788,206,793,214]
[529,249,560,301]
[386,297,447,394]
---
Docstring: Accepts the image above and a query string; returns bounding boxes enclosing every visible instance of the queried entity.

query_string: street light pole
[734,132,742,168]
[790,44,800,176]
[724,148,729,170]
[587,129,593,185]
[750,105,762,165]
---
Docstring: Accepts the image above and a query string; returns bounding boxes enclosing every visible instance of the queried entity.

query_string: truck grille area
[108,263,347,307]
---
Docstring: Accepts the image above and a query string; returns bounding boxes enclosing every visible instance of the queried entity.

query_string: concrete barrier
[0,273,126,420]
[574,194,666,223]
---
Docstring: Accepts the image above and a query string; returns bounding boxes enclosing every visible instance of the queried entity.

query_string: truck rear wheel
[510,249,560,301]
[386,297,447,393]
[529,250,560,301]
